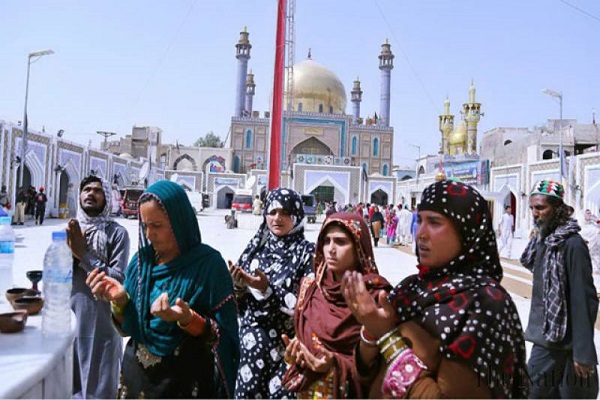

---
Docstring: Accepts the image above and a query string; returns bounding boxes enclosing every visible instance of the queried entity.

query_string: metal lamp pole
[542,88,563,181]
[409,144,421,187]
[97,131,117,150]
[19,49,54,188]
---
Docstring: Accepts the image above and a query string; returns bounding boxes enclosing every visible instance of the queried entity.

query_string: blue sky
[1,0,598,166]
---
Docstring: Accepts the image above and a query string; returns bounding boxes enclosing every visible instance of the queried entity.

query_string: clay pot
[12,296,44,315]
[5,288,40,303]
[0,311,28,333]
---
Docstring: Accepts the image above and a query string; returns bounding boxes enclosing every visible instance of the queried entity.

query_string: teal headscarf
[121,180,239,397]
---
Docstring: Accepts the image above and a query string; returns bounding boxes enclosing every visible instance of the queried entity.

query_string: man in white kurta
[498,205,514,258]
[579,209,600,272]
[396,205,413,246]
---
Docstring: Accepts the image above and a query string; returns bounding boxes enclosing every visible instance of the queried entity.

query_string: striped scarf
[520,217,581,342]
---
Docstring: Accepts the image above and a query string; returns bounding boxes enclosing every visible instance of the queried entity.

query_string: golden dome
[448,121,467,145]
[287,59,347,114]
[435,170,447,182]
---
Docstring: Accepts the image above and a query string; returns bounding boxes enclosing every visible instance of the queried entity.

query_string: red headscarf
[283,212,391,398]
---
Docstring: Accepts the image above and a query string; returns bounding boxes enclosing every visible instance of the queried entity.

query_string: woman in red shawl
[282,212,391,398]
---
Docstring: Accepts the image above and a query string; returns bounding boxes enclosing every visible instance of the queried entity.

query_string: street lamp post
[97,131,117,150]
[541,88,564,181]
[409,144,421,187]
[19,49,54,188]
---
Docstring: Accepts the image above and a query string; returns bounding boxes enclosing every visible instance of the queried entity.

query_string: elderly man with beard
[521,179,599,398]
[66,176,130,398]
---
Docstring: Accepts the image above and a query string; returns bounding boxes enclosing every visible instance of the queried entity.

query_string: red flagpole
[268,0,286,190]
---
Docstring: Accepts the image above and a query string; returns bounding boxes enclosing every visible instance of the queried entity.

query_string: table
[0,305,75,399]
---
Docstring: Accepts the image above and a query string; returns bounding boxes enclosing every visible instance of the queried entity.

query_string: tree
[194,131,224,148]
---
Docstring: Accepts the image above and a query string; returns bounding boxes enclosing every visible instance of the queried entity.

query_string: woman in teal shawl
[86,180,239,398]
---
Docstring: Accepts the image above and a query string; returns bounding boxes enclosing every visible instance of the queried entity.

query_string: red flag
[268,0,286,190]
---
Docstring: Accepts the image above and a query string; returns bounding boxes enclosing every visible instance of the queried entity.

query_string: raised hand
[282,334,335,373]
[86,268,127,306]
[228,260,247,288]
[341,270,398,338]
[150,292,193,324]
[228,260,269,292]
[66,219,87,260]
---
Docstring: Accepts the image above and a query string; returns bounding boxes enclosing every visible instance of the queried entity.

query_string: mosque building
[396,81,600,240]
[223,28,398,208]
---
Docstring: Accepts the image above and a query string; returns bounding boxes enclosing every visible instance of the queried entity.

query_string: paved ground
[3,209,600,396]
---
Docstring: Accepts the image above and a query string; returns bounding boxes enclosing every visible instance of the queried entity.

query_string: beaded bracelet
[360,326,379,347]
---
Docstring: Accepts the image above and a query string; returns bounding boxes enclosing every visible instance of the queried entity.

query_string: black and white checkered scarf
[76,179,114,265]
[520,218,581,342]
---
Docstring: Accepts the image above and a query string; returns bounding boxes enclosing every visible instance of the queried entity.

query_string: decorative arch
[305,176,349,204]
[542,150,554,160]
[24,151,45,189]
[291,137,332,156]
[370,189,388,205]
[373,138,379,157]
[351,136,357,155]
[202,155,226,173]
[173,154,197,171]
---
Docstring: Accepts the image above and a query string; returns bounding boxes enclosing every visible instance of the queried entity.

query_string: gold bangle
[376,326,400,346]
[377,327,408,364]
[110,293,130,315]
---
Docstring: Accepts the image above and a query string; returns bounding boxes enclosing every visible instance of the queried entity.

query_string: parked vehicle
[185,190,204,215]
[231,189,253,213]
[121,187,144,218]
[301,194,317,223]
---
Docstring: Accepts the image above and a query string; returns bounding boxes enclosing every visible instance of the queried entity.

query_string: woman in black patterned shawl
[229,187,315,398]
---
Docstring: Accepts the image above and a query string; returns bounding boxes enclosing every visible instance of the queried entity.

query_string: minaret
[378,39,394,127]
[350,77,363,124]
[438,97,454,155]
[234,27,252,117]
[462,80,482,154]
[245,70,256,116]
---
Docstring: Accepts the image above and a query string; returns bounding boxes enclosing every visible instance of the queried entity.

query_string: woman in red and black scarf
[282,212,391,398]
[344,180,529,398]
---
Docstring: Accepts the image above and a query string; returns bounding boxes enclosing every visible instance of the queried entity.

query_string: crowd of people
[1,184,48,225]
[31,174,597,398]
[319,200,419,250]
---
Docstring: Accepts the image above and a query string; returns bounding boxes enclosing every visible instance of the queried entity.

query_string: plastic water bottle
[0,216,15,304]
[42,231,73,335]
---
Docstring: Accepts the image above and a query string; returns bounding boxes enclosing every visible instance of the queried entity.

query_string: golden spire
[469,79,476,103]
[444,96,450,115]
